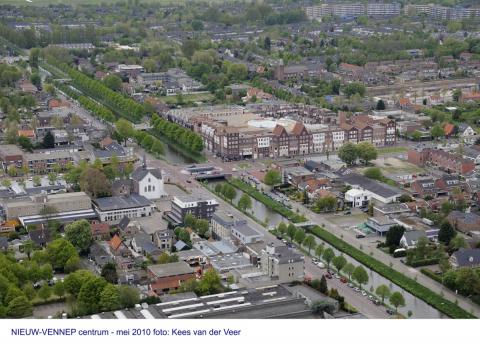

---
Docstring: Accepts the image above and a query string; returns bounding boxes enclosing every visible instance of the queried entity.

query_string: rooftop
[147,261,194,278]
[93,194,152,211]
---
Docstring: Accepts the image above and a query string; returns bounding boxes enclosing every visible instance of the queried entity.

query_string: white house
[131,157,166,200]
[345,188,370,207]
[458,124,477,144]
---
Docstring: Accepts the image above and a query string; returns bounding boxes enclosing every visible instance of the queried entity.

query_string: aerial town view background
[1,0,480,321]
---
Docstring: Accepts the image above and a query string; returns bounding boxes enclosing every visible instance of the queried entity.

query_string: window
[144,186,147,192]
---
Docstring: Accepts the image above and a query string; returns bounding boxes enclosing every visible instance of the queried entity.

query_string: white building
[345,188,370,207]
[131,157,166,200]
[93,194,156,222]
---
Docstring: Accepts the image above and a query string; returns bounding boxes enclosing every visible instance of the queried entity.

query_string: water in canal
[161,143,196,164]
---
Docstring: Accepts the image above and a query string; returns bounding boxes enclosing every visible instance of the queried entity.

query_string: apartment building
[306,2,400,20]
[405,4,480,20]
[24,151,73,174]
[367,2,400,17]
[168,196,219,225]
[261,243,305,283]
[0,145,24,172]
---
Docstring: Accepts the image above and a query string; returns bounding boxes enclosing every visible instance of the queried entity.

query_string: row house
[408,148,475,175]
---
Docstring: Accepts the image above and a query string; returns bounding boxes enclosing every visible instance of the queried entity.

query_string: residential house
[434,175,464,195]
[458,123,477,144]
[90,221,110,241]
[117,216,141,238]
[89,242,114,269]
[131,232,162,257]
[449,248,480,269]
[0,237,9,251]
[109,234,130,257]
[153,229,174,252]
[448,210,480,234]
[400,230,427,249]
[366,216,397,236]
[411,179,439,198]
[408,148,475,175]
[345,188,370,208]
[29,228,51,248]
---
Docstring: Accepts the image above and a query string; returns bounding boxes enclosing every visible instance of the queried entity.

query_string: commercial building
[93,194,156,222]
[167,196,219,225]
[168,106,395,160]
[147,261,195,295]
[261,243,304,283]
[3,192,95,225]
[341,172,402,204]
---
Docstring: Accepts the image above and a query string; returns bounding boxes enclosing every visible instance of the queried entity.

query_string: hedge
[228,178,306,223]
[310,226,475,319]
[420,268,443,284]
[407,258,440,268]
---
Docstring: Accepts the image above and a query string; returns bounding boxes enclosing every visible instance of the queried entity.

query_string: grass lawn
[377,146,408,155]
[158,92,215,105]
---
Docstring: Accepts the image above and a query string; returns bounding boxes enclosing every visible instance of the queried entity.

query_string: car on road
[282,239,288,244]
[312,258,318,263]
[344,211,351,215]
[361,291,367,297]
[372,300,381,306]
[334,273,340,279]
[347,283,354,288]
[186,180,192,183]
[386,309,395,315]
[340,277,347,283]
[276,235,282,240]
[355,234,366,239]
[316,262,325,268]
[353,287,360,292]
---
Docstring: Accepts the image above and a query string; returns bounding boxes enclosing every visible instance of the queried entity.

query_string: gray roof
[175,240,189,251]
[131,166,162,182]
[232,222,263,238]
[452,248,480,268]
[133,233,159,255]
[0,237,8,250]
[402,230,426,247]
[341,173,402,199]
[267,245,304,264]
[94,194,152,211]
[29,228,51,246]
[118,216,130,231]
[449,210,480,224]
[147,261,194,278]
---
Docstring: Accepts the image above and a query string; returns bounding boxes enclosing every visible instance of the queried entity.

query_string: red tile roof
[109,235,122,251]
[444,123,455,136]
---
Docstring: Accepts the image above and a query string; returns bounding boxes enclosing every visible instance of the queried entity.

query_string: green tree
[431,124,444,140]
[364,167,383,180]
[195,219,210,238]
[38,284,52,301]
[64,220,92,253]
[79,167,112,198]
[315,196,337,212]
[45,238,79,271]
[342,262,355,279]
[356,142,377,165]
[115,119,135,146]
[375,284,391,304]
[100,262,118,284]
[303,235,316,254]
[197,269,223,296]
[18,136,34,152]
[342,82,366,97]
[76,277,108,315]
[184,213,196,228]
[238,194,252,212]
[294,229,306,246]
[287,224,297,242]
[332,255,347,272]
[222,185,237,203]
[352,266,369,289]
[53,281,65,297]
[385,225,406,247]
[264,169,282,186]
[319,275,328,294]
[389,291,405,313]
[118,285,140,308]
[438,221,455,245]
[338,142,358,166]
[6,296,33,318]
[315,243,324,258]
[450,235,467,251]
[452,89,462,102]
[322,248,335,270]
[99,284,121,311]
[104,74,123,91]
[30,72,41,89]
[411,130,422,141]
[43,131,55,148]
[277,222,287,237]
[376,99,386,110]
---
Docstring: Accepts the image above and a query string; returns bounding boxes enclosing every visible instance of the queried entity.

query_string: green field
[158,92,215,105]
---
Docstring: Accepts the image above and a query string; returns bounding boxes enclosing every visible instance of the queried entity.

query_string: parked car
[344,211,351,215]
[353,287,360,292]
[334,273,340,279]
[356,234,365,239]
[312,258,318,263]
[347,283,354,288]
[316,262,326,269]
[386,309,395,315]
[324,273,333,279]
[340,277,348,283]
[361,291,367,297]
[372,300,381,306]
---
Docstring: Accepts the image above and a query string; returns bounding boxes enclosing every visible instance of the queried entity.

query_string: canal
[161,142,197,164]
[208,180,446,319]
